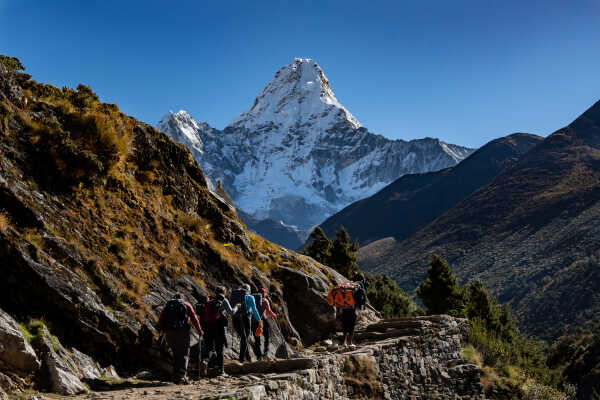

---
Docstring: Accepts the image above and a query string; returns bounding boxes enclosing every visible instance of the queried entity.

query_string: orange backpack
[327,281,362,307]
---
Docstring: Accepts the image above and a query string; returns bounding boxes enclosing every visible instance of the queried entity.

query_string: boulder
[273,265,338,344]
[70,348,106,380]
[0,308,40,375]
[38,326,87,395]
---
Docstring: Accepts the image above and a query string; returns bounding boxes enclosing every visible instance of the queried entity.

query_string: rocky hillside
[157,59,474,247]
[0,60,360,396]
[360,100,600,339]
[320,133,543,246]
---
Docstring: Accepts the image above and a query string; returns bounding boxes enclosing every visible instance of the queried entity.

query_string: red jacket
[261,298,278,320]
[158,301,203,336]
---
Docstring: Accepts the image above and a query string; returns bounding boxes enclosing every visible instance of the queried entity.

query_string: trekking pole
[198,336,203,380]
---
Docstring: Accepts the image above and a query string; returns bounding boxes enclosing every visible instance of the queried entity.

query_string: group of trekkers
[158,274,376,383]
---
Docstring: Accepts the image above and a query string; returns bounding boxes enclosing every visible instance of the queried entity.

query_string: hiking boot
[217,370,229,377]
[200,361,208,377]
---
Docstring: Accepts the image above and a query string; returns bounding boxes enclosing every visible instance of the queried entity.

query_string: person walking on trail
[232,284,262,362]
[158,293,203,383]
[198,286,238,376]
[329,273,379,349]
[253,287,278,360]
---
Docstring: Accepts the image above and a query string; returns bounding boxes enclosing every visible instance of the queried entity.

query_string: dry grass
[0,210,9,232]
[343,354,385,398]
[462,345,483,367]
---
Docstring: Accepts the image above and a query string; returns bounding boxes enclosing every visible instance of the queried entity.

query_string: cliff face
[0,62,352,394]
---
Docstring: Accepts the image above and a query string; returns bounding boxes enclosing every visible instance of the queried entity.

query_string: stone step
[354,327,421,341]
[224,358,315,375]
[363,320,424,332]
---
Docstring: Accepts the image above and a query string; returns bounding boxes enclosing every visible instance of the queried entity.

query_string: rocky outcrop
[0,308,40,375]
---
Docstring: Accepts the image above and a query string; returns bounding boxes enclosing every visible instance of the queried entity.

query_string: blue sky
[1,0,599,148]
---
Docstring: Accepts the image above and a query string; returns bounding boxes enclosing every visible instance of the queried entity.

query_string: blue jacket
[244,293,261,321]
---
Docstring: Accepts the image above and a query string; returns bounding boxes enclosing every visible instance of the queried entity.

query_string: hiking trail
[59,316,484,400]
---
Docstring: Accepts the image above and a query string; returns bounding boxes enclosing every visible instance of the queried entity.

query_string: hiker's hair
[216,286,227,295]
[242,284,251,292]
[173,293,183,300]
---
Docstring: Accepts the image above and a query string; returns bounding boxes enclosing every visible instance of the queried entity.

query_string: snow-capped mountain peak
[228,58,360,132]
[158,110,205,155]
[157,58,475,248]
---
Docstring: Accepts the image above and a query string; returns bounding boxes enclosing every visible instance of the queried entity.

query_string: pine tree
[329,226,359,278]
[416,254,466,317]
[304,226,331,265]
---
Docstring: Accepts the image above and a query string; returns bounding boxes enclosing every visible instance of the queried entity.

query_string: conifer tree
[304,226,331,265]
[329,226,359,278]
[416,254,466,317]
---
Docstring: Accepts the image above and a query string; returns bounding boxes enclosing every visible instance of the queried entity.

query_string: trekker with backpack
[158,294,203,383]
[253,287,278,360]
[231,284,262,362]
[197,286,238,376]
[328,276,371,348]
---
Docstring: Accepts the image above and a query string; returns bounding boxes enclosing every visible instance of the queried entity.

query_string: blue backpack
[162,298,188,330]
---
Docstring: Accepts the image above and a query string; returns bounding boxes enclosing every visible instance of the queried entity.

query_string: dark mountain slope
[320,133,542,246]
[360,100,600,339]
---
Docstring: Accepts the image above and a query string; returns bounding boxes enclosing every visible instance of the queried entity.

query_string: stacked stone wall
[200,315,484,400]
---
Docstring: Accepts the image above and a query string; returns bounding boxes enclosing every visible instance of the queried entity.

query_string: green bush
[0,55,25,72]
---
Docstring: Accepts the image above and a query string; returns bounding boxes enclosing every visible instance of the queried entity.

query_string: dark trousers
[165,329,191,380]
[233,314,251,362]
[202,321,226,371]
[253,319,270,358]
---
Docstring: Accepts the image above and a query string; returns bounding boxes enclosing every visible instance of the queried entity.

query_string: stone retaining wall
[201,316,484,400]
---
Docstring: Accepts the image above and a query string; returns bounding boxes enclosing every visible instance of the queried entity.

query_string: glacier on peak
[157,58,475,248]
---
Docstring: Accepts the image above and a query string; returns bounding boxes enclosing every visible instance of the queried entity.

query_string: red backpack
[198,295,224,323]
[327,282,365,308]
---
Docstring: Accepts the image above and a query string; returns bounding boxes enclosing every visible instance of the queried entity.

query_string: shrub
[0,55,25,72]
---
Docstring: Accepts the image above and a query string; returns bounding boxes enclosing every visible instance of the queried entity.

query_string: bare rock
[0,308,41,375]
[0,372,18,394]
[38,326,87,395]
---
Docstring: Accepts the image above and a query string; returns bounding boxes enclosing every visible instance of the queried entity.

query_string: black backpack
[162,298,188,330]
[231,288,247,315]
[251,292,263,315]
[353,284,367,309]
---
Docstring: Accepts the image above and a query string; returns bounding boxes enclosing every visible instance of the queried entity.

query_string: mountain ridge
[320,132,543,246]
[359,99,600,339]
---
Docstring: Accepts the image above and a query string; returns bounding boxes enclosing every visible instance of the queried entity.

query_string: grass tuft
[0,210,9,232]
